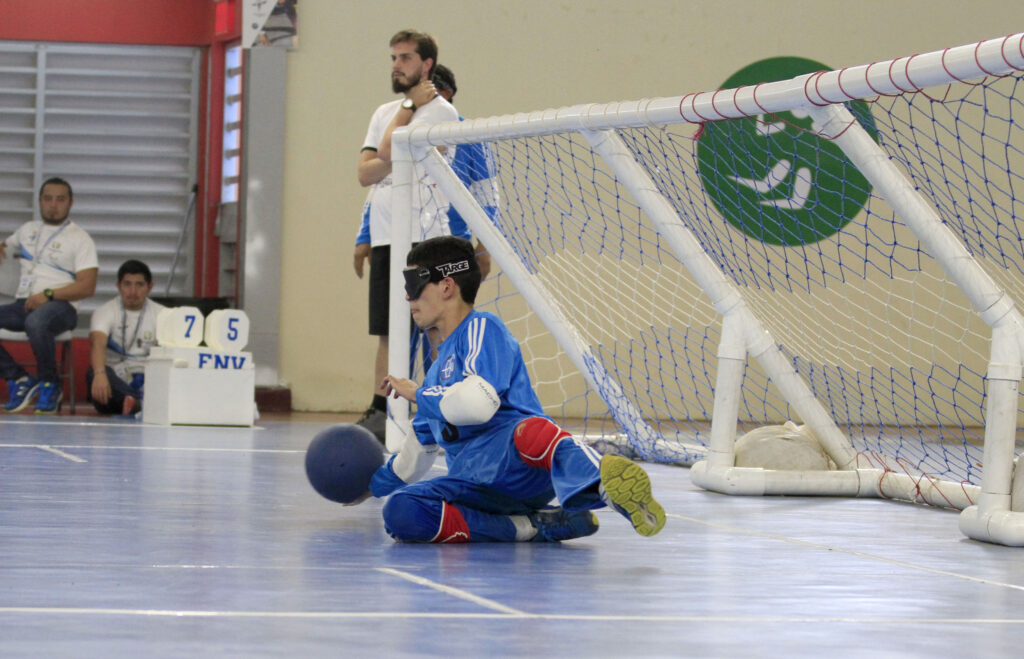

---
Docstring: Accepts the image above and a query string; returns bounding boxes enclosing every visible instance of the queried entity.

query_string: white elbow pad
[439,374,500,426]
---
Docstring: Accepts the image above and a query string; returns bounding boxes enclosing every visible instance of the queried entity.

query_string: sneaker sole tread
[600,455,666,537]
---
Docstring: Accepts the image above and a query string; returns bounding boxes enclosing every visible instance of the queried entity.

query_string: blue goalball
[305,423,385,504]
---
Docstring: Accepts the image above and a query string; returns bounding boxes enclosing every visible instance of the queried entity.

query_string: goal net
[389,33,1024,546]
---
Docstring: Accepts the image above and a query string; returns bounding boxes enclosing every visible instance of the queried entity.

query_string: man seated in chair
[87,259,165,416]
[0,177,98,414]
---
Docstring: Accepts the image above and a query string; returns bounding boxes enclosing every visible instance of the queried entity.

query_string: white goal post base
[690,461,980,510]
[957,455,1024,546]
[695,460,1024,546]
[959,506,1024,547]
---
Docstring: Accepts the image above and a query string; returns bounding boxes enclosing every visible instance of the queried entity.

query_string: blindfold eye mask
[403,266,433,300]
[402,258,474,300]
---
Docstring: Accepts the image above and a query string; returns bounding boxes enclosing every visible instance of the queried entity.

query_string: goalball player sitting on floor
[359,235,666,542]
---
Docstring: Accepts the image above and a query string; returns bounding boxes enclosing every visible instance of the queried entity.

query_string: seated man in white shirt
[0,177,98,414]
[87,259,166,415]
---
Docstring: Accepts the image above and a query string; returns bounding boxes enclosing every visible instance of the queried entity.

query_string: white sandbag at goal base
[143,307,256,426]
[387,34,1024,546]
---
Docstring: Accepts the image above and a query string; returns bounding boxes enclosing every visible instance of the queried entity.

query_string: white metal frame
[390,33,1024,545]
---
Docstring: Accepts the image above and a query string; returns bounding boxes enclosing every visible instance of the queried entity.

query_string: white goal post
[388,33,1024,546]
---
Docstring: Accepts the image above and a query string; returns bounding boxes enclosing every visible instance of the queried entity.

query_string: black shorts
[368,245,391,336]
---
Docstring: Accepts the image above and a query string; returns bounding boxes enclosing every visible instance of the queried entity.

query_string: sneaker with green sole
[599,454,666,537]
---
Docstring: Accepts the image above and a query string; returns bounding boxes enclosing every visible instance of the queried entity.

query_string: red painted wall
[0,0,237,46]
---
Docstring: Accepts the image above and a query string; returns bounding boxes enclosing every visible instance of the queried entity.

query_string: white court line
[0,443,302,454]
[375,567,526,616]
[666,511,1024,592]
[36,445,87,463]
[0,418,268,430]
[0,606,1022,624]
[0,444,447,474]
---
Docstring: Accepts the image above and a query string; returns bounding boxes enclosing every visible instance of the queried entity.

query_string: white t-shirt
[90,296,166,378]
[362,96,459,246]
[5,219,99,309]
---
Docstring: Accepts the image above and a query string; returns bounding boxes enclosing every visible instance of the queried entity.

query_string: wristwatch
[43,288,54,301]
[401,98,416,112]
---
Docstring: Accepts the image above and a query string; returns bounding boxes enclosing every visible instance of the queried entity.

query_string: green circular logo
[696,57,877,246]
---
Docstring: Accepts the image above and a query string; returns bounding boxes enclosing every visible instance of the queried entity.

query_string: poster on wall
[243,0,298,49]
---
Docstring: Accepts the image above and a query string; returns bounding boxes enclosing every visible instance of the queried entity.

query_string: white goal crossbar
[389,33,1024,546]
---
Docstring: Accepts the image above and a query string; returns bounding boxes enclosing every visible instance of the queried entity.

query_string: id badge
[16,274,33,299]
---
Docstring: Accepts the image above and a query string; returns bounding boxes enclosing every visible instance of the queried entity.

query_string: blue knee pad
[382,491,443,542]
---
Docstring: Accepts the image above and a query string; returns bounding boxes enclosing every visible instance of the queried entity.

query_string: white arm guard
[439,374,500,426]
[391,427,440,484]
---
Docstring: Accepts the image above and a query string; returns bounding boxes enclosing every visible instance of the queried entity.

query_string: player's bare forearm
[353,243,371,278]
[56,268,99,303]
[89,331,108,373]
[88,331,111,403]
[358,154,391,186]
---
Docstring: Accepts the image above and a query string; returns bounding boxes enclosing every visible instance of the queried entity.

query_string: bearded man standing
[352,29,459,442]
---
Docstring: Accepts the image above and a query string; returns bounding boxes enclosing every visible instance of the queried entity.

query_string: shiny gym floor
[2,414,1024,658]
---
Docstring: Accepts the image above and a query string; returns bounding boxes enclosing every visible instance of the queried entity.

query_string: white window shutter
[0,41,200,328]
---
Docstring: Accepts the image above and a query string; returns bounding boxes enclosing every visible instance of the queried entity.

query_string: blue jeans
[0,299,78,383]
[85,366,143,415]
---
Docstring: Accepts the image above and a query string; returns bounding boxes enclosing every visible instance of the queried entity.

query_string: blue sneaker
[528,507,599,542]
[599,454,666,537]
[34,381,61,415]
[5,376,40,413]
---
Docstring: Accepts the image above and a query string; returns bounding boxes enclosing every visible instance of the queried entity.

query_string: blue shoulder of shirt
[355,199,371,246]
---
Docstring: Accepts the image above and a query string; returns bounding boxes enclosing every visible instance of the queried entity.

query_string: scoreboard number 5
[155,307,250,352]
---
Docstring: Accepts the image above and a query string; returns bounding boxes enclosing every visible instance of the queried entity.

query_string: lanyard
[121,299,148,353]
[29,221,69,274]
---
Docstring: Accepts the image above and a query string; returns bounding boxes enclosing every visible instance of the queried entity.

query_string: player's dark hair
[432,64,457,98]
[39,176,73,202]
[117,259,153,284]
[407,236,481,304]
[390,29,438,77]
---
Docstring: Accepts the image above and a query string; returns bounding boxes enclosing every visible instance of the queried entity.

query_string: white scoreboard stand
[143,307,257,426]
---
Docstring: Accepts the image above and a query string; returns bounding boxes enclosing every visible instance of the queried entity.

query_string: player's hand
[24,292,46,312]
[382,375,418,402]
[408,78,438,109]
[353,243,371,278]
[91,372,111,405]
[342,490,372,506]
